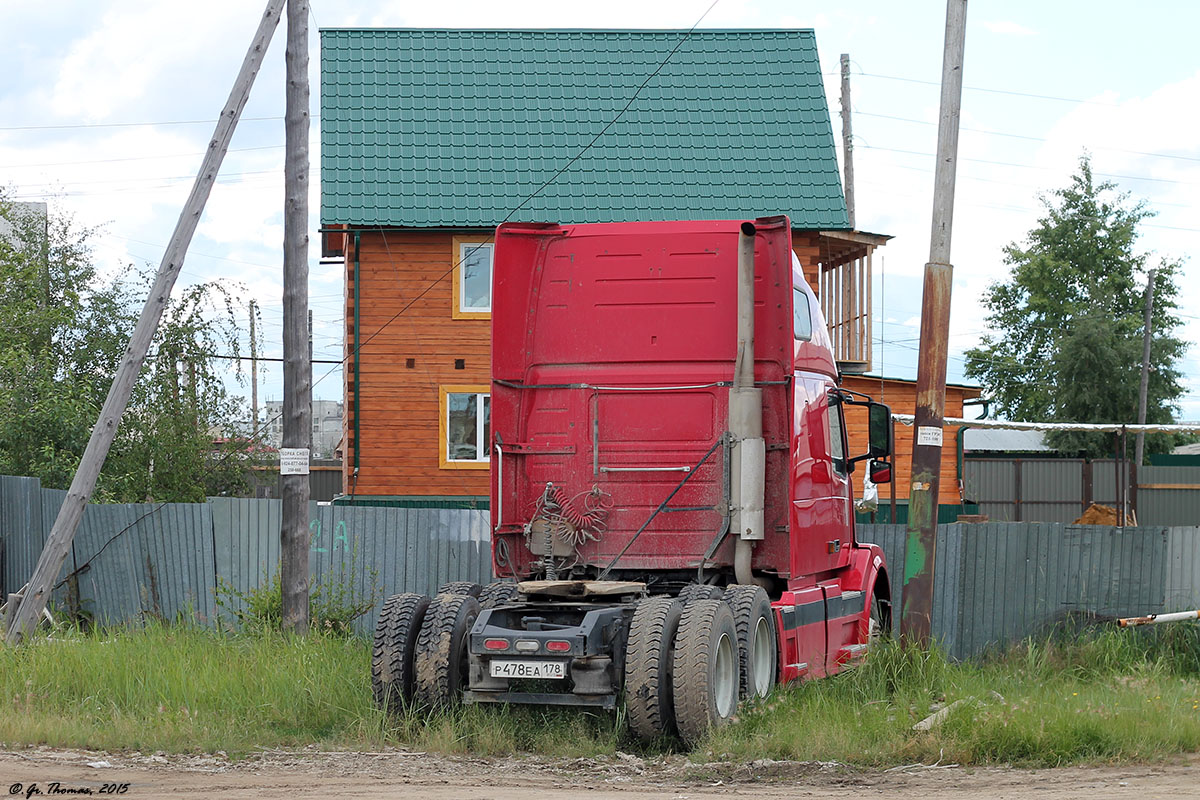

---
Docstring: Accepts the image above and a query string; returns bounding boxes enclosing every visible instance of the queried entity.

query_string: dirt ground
[1,747,1197,799]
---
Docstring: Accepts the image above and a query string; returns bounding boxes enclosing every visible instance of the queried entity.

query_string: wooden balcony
[816,230,891,374]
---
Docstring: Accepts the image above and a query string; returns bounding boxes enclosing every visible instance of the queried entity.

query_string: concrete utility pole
[280,0,312,634]
[1134,269,1157,468]
[840,53,856,229]
[4,0,285,646]
[901,0,968,646]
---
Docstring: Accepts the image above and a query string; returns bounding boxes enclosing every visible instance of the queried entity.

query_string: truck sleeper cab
[371,217,894,743]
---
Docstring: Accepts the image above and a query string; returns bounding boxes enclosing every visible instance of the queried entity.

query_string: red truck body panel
[490,217,885,682]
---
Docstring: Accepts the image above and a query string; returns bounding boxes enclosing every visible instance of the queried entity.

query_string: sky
[2,1,1197,424]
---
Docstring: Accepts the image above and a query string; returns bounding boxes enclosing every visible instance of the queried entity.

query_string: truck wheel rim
[714,631,736,718]
[751,616,772,697]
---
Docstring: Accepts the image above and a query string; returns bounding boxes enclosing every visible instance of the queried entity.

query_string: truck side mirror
[869,459,892,484]
[868,402,893,458]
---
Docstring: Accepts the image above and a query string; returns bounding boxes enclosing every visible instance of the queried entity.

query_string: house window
[451,236,493,319]
[439,385,490,469]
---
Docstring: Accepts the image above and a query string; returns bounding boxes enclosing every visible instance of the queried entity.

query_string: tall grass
[3,622,1199,766]
[0,623,622,757]
[708,626,1200,767]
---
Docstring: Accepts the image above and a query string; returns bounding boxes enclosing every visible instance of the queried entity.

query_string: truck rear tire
[723,585,777,700]
[672,598,739,744]
[414,592,480,709]
[437,581,482,598]
[479,582,518,609]
[677,584,723,604]
[371,592,431,714]
[624,596,683,740]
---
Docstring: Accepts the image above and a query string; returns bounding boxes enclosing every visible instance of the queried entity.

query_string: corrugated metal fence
[857,523,1200,660]
[4,475,1199,658]
[1,476,491,636]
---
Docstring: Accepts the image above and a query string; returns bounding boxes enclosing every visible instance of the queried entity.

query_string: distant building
[262,399,344,458]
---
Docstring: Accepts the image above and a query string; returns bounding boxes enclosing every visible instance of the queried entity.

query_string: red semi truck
[372,216,895,742]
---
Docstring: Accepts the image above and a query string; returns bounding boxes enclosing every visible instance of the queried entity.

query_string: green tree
[0,194,259,500]
[963,155,1186,459]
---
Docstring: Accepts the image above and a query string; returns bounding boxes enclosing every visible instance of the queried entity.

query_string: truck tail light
[514,640,540,652]
[546,640,571,652]
[484,638,510,651]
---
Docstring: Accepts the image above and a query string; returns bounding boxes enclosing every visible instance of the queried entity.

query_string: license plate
[489,659,567,679]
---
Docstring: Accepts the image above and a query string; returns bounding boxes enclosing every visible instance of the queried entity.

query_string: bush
[215,568,377,635]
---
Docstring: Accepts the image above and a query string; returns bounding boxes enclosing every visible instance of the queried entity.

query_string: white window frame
[439,385,490,470]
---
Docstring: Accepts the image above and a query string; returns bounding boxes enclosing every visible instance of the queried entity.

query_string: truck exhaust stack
[731,222,766,587]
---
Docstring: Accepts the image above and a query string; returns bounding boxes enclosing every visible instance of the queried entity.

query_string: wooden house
[319,28,978,515]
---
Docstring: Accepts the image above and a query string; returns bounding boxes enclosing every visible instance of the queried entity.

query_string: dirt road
[1,747,1196,799]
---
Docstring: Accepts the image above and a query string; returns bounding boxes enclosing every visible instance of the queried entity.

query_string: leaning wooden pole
[4,0,285,646]
[280,0,311,634]
[900,0,968,646]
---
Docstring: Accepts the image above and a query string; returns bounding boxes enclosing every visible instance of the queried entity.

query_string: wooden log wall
[344,230,491,496]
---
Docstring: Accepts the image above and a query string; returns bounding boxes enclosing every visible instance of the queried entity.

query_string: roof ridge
[318,27,815,35]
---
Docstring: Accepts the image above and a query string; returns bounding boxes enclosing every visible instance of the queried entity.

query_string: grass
[0,622,622,758]
[707,625,1200,767]
[2,621,1200,767]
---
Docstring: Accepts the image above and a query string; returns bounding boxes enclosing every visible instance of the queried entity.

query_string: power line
[857,71,1121,107]
[856,110,1200,164]
[49,0,726,592]
[316,0,726,398]
[0,144,285,170]
[0,115,292,132]
[859,144,1197,186]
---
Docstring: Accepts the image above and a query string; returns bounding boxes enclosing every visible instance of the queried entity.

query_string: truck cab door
[826,393,854,568]
[790,381,853,578]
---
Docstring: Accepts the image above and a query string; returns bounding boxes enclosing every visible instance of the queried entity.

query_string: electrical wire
[49,0,726,591]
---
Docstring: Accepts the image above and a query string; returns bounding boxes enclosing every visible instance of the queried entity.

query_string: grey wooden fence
[3,475,1199,658]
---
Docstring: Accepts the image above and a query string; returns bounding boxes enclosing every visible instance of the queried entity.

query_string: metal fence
[4,475,1200,659]
[1,476,491,636]
[964,459,1200,526]
[857,523,1200,660]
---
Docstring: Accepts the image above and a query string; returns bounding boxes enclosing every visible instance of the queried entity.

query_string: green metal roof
[320,28,849,229]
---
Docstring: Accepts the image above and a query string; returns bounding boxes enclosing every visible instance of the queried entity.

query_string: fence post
[1082,459,1093,514]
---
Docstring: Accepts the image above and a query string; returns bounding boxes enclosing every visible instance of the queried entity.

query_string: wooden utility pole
[900,0,968,646]
[840,53,856,229]
[1134,269,1157,468]
[280,0,312,635]
[4,1,285,646]
[250,300,259,431]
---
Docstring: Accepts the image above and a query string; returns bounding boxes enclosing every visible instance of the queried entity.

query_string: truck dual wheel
[676,584,723,604]
[722,585,777,700]
[479,581,518,609]
[371,592,431,714]
[414,592,481,709]
[437,581,482,598]
[624,596,684,740]
[672,598,740,744]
